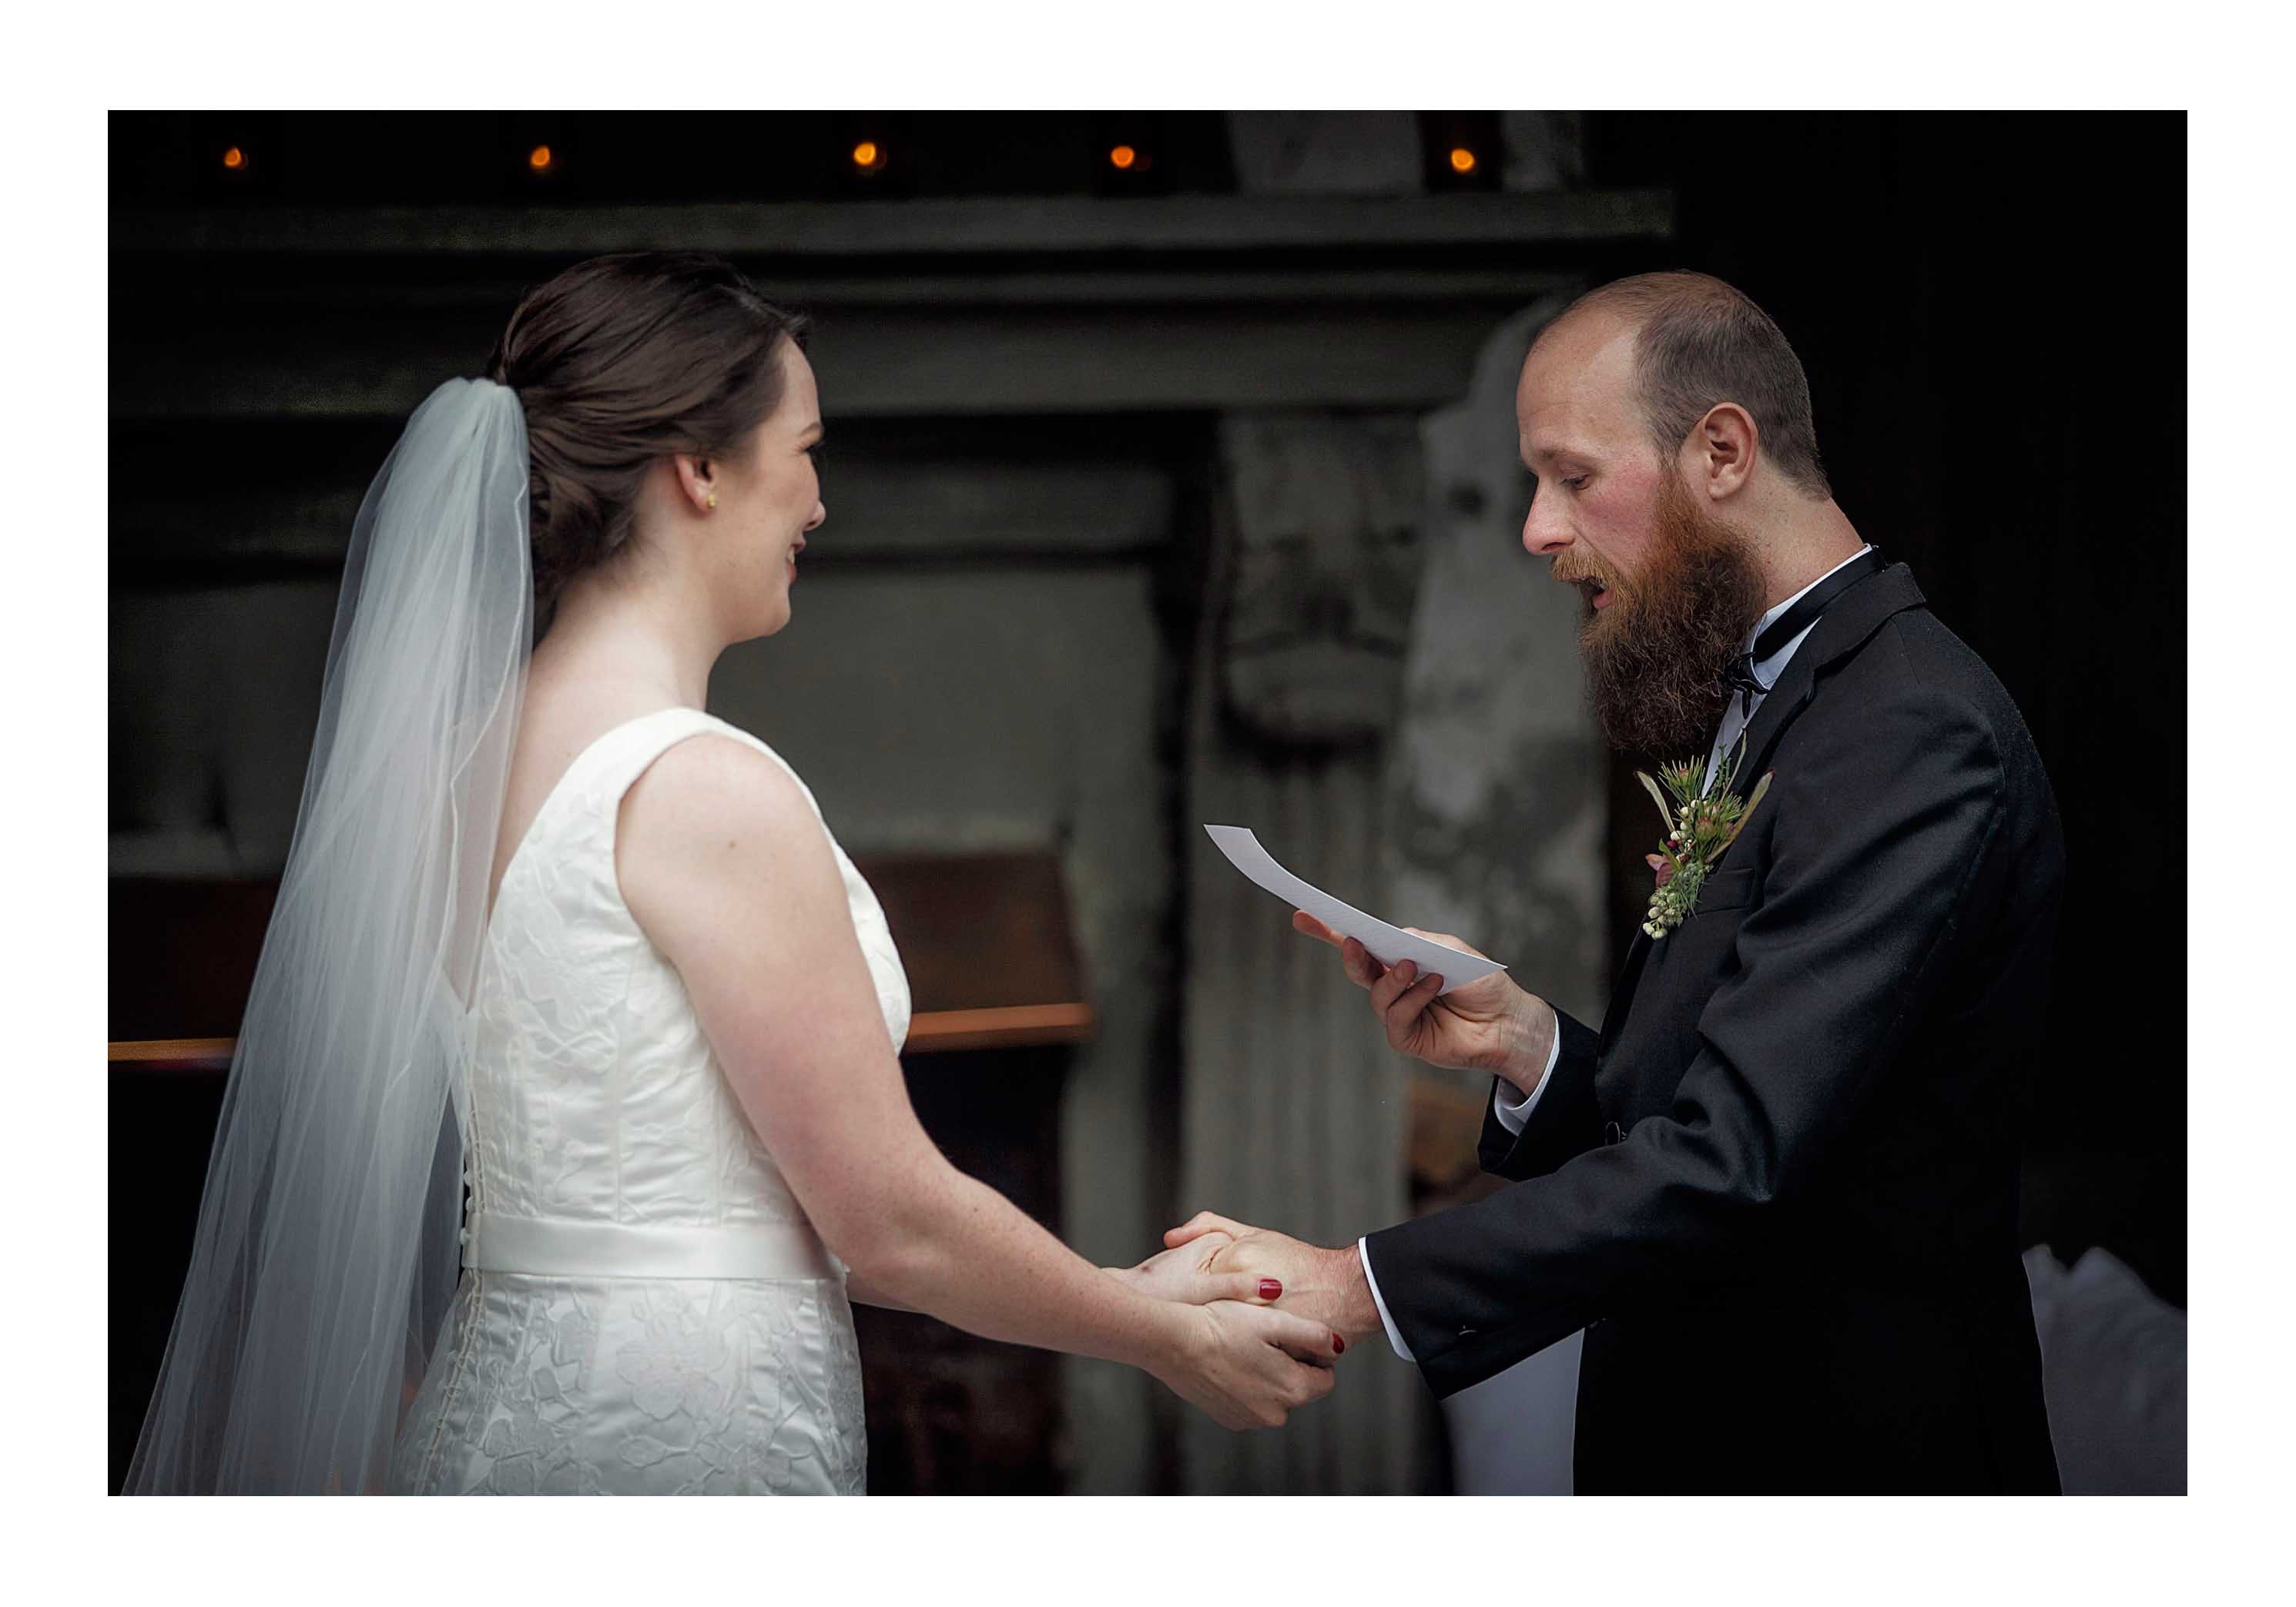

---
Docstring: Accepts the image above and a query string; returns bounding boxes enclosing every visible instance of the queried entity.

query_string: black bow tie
[1723,547,1886,721]
[1721,653,1768,711]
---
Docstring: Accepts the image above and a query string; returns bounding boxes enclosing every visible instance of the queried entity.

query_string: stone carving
[1216,412,1426,748]
[1389,292,1608,1029]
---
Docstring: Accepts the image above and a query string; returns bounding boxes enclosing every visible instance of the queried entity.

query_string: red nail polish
[1333,1334,1346,1354]
[1259,1278,1282,1300]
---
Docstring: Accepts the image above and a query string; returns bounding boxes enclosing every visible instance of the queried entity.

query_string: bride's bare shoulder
[614,731,833,934]
[620,729,815,851]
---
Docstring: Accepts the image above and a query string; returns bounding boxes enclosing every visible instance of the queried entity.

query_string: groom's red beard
[1560,474,1768,756]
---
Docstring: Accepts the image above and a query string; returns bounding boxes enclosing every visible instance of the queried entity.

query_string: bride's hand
[1155,1300,1337,1431]
[1106,1231,1283,1307]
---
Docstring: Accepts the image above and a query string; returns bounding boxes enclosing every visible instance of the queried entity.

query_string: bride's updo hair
[487,251,809,624]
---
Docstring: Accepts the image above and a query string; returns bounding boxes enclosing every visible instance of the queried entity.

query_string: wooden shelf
[109,1037,234,1068]
[108,1002,1093,1070]
[109,849,1094,1063]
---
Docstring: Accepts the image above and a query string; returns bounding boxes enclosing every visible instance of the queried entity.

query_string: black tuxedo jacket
[1365,563,2064,1493]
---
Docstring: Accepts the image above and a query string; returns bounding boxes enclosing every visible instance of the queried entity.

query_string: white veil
[125,377,532,1493]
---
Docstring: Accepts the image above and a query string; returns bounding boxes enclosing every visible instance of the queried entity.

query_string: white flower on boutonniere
[1637,736,1772,939]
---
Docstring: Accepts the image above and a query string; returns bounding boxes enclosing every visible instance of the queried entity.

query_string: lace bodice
[459,706,911,1235]
[390,706,907,1495]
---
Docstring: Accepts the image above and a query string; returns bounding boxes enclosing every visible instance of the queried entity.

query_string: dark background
[109,112,2184,1491]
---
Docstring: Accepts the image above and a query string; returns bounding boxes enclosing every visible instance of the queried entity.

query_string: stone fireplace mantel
[112,190,1672,423]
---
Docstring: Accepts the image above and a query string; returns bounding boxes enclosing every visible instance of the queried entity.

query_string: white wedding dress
[389,707,911,1495]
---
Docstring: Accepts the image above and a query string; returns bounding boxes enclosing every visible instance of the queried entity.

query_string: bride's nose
[805,501,825,532]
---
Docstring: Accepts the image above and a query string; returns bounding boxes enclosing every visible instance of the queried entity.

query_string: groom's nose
[1522,492,1573,557]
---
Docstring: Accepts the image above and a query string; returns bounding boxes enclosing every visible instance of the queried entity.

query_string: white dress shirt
[1357,545,1875,1361]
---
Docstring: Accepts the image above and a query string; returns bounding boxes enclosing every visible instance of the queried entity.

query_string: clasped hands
[1115,1215,1381,1344]
[1104,908,1560,1431]
[1097,1220,1363,1435]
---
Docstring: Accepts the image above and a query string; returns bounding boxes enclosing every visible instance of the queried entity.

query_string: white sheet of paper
[1203,825,1508,993]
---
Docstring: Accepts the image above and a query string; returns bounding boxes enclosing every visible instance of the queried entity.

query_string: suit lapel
[1729,638,1821,791]
[1597,564,1929,1059]
[1729,563,1929,793]
[1599,929,1652,1058]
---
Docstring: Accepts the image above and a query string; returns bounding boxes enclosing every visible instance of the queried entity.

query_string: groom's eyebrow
[1524,439,1592,473]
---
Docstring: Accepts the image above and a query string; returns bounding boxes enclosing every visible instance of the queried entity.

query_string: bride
[126,252,1338,1495]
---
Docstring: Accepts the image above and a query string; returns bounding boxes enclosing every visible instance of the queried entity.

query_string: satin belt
[461,1211,838,1282]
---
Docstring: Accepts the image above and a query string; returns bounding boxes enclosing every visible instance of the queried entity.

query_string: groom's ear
[1688,403,1758,499]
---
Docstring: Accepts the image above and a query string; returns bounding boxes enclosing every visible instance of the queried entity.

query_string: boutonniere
[1637,737,1772,939]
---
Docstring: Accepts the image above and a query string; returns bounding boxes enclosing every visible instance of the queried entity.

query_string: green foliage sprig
[1636,737,1772,939]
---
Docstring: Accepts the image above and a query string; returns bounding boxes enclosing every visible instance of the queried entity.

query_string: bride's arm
[851,1234,1247,1313]
[850,1232,1252,1313]
[843,1273,916,1312]
[616,737,1339,1431]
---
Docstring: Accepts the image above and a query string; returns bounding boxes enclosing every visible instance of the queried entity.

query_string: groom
[1168,272,2064,1493]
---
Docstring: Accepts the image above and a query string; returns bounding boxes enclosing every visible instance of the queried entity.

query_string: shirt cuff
[1491,1016,1564,1135]
[1358,1237,1415,1361]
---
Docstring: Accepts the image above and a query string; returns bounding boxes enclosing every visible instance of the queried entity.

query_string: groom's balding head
[1527,271,1830,501]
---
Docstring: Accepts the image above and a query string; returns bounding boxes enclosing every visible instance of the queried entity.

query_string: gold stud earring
[706,492,718,511]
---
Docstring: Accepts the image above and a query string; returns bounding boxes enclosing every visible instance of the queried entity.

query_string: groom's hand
[1104,1231,1287,1307]
[1291,911,1556,1098]
[1164,1211,1381,1343]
